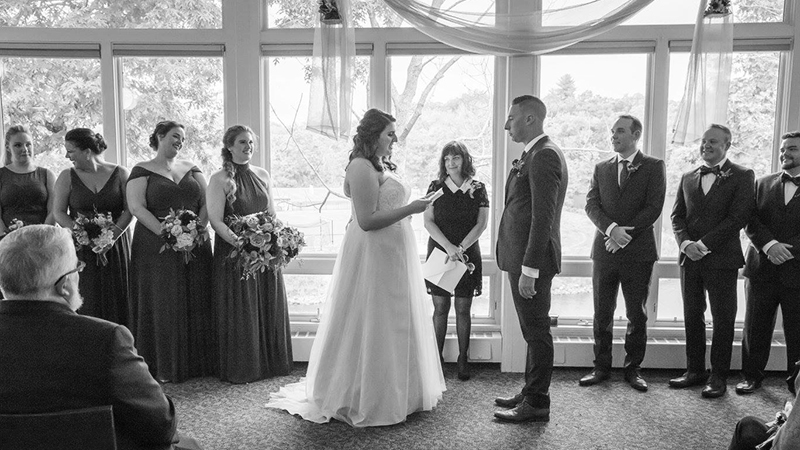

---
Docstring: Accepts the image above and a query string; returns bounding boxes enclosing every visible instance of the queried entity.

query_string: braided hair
[221,124,255,205]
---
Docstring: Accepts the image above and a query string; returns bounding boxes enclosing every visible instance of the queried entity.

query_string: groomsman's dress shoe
[735,379,762,395]
[494,393,524,408]
[668,371,708,388]
[494,401,550,423]
[579,369,610,386]
[702,375,727,398]
[624,370,648,392]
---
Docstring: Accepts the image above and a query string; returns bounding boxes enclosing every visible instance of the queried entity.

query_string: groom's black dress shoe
[701,375,727,398]
[494,393,524,408]
[494,401,550,423]
[579,369,609,386]
[668,371,708,388]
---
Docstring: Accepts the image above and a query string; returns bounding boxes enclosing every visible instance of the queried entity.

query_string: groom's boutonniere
[466,180,483,199]
[511,159,525,178]
[627,162,642,175]
[715,168,732,184]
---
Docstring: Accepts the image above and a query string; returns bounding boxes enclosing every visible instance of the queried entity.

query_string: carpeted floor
[163,363,791,450]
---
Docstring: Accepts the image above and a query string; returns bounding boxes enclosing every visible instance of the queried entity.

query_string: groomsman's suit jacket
[586,152,666,263]
[671,159,754,269]
[0,300,178,450]
[496,136,568,277]
[742,172,800,288]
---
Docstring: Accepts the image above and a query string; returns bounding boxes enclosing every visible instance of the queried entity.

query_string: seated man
[729,361,800,450]
[0,225,197,450]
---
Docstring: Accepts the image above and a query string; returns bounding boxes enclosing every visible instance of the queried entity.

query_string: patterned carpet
[163,363,791,450]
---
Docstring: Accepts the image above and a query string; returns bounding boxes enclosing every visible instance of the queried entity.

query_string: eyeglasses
[54,260,86,286]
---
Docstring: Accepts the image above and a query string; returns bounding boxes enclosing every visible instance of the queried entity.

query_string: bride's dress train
[266,174,445,427]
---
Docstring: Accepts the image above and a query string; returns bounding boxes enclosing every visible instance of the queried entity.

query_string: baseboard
[290,331,503,363]
[291,332,789,372]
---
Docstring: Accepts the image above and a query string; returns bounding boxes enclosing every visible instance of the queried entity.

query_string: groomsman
[670,124,754,398]
[736,131,800,395]
[494,95,568,422]
[580,115,666,392]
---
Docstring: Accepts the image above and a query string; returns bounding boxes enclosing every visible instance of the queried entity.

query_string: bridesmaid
[207,125,292,383]
[53,128,132,326]
[0,125,56,236]
[127,120,217,382]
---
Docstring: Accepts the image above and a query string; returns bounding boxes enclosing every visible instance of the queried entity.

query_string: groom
[494,95,568,422]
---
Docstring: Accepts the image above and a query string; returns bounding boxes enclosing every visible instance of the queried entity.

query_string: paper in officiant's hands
[422,247,467,295]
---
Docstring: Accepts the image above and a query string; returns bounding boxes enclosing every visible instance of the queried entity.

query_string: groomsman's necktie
[619,160,629,186]
[782,172,800,186]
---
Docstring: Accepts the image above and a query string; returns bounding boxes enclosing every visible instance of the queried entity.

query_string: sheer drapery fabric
[380,0,654,56]
[306,0,355,140]
[672,1,733,145]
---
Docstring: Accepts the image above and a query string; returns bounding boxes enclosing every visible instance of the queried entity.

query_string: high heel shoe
[457,355,470,381]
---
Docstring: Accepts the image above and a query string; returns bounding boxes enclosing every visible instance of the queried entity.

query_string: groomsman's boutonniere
[467,180,484,199]
[627,162,642,175]
[511,159,525,178]
[716,168,732,184]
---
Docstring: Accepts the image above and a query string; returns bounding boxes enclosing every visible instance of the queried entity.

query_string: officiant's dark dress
[424,178,489,297]
[128,166,217,382]
[68,167,131,326]
[213,163,292,383]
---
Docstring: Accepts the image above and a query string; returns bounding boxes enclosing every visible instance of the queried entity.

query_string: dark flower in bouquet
[227,211,306,280]
[73,211,116,266]
[159,208,208,264]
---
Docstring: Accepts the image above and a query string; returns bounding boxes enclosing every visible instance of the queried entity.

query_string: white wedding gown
[266,173,446,427]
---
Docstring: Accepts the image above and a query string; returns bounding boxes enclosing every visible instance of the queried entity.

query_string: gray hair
[0,225,74,297]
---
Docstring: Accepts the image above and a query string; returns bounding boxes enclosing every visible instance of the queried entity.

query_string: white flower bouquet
[159,208,208,264]
[73,211,116,266]
[226,211,305,280]
[6,218,25,233]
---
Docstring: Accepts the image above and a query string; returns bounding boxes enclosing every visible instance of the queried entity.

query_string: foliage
[0,0,221,28]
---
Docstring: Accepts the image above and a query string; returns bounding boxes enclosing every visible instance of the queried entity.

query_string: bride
[266,108,445,427]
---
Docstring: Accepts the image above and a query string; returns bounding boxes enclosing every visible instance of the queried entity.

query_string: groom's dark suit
[671,159,754,379]
[585,151,666,372]
[496,135,568,409]
[0,300,178,450]
[741,172,800,380]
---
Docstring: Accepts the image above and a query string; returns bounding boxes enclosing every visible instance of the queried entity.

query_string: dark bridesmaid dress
[68,167,131,326]
[0,166,49,227]
[213,162,292,383]
[128,165,218,382]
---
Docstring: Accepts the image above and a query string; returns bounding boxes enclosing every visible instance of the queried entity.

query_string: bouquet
[227,211,305,280]
[6,218,25,233]
[72,211,116,266]
[159,208,208,264]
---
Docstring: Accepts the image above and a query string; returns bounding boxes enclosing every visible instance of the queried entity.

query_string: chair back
[0,405,117,450]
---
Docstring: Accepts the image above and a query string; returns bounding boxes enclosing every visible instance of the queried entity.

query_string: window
[624,0,785,25]
[0,56,102,175]
[540,53,648,259]
[657,49,781,323]
[661,50,781,260]
[119,56,224,176]
[388,53,496,254]
[0,0,222,28]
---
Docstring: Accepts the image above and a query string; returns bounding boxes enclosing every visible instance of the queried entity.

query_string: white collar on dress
[445,176,473,193]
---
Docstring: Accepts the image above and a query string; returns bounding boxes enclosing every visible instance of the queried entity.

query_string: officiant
[423,141,489,381]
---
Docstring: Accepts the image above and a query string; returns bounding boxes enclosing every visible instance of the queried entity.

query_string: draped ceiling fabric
[672,1,733,145]
[307,0,355,140]
[307,0,657,139]
[380,0,655,56]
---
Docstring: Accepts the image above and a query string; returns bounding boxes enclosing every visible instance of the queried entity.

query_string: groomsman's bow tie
[782,173,800,186]
[699,165,721,175]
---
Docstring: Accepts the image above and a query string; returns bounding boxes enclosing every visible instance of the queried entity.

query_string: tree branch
[399,56,460,142]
